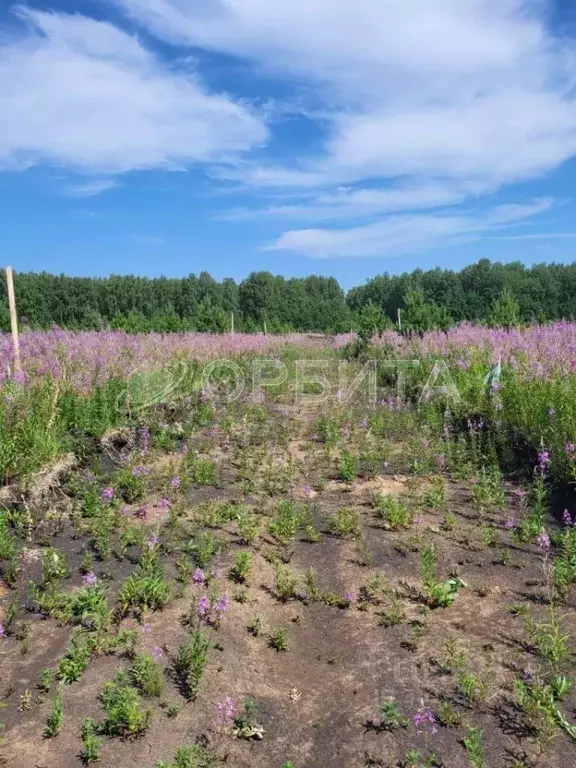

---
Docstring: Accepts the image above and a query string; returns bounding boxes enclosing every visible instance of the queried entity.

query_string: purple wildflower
[136,504,148,519]
[562,509,573,527]
[197,596,210,617]
[0,623,5,638]
[504,517,515,530]
[215,595,229,613]
[304,484,313,498]
[193,568,205,585]
[217,696,236,725]
[157,497,171,511]
[170,475,181,489]
[151,646,164,660]
[142,623,151,634]
[82,571,98,586]
[536,529,551,551]
[342,424,350,438]
[101,487,114,502]
[138,426,150,453]
[132,465,151,477]
[147,534,159,548]
[12,369,26,386]
[413,707,438,736]
[344,591,354,603]
[537,449,551,473]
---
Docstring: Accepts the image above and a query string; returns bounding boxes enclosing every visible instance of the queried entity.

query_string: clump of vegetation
[268,501,304,546]
[420,545,464,608]
[58,630,93,684]
[44,686,64,738]
[80,719,102,765]
[118,549,171,615]
[98,682,153,737]
[154,745,217,768]
[327,507,362,538]
[339,449,360,481]
[127,653,165,697]
[274,563,301,602]
[229,551,252,583]
[269,628,289,652]
[174,631,211,700]
[374,494,414,530]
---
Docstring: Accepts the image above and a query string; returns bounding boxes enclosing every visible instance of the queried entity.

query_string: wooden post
[231,312,235,334]
[397,308,402,333]
[5,266,21,373]
[264,321,267,336]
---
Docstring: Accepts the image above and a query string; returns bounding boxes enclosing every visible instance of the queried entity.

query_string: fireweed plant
[1,330,576,766]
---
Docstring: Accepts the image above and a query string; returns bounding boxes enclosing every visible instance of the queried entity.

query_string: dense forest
[2,259,576,333]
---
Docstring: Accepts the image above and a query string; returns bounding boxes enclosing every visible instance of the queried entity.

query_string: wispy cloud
[491,232,576,241]
[218,182,470,221]
[265,198,556,259]
[3,1,576,260]
[112,0,576,255]
[0,7,267,175]
[66,178,118,197]
[113,0,576,193]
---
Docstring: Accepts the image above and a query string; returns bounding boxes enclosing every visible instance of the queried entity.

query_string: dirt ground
[1,399,575,768]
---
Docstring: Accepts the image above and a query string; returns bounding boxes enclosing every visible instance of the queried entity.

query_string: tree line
[1,259,576,334]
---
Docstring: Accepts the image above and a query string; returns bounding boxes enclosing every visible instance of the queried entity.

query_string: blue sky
[2,1,576,288]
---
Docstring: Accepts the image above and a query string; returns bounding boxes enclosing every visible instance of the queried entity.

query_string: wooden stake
[231,312,235,334]
[5,266,21,373]
[264,321,267,336]
[397,308,402,333]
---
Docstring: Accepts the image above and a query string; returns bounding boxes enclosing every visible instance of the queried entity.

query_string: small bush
[44,686,64,738]
[98,682,153,737]
[327,508,362,539]
[128,653,165,697]
[173,631,210,699]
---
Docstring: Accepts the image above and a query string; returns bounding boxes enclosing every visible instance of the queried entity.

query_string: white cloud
[218,182,470,221]
[3,1,576,260]
[66,178,119,197]
[113,0,576,242]
[265,198,556,258]
[0,7,267,174]
[111,0,551,98]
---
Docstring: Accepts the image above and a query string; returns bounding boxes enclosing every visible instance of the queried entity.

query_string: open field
[1,327,576,768]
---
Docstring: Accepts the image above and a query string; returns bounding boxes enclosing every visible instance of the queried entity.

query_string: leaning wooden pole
[5,266,21,373]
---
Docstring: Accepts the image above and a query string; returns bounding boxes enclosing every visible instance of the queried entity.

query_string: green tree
[357,302,390,349]
[402,289,452,335]
[487,289,521,329]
